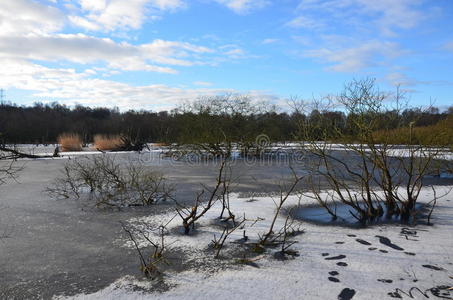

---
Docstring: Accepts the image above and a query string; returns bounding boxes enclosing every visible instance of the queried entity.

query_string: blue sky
[0,0,452,111]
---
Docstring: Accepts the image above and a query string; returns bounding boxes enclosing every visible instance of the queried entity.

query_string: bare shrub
[57,133,82,152]
[211,217,246,258]
[0,160,22,186]
[46,155,173,208]
[0,145,23,185]
[297,78,441,225]
[121,221,168,278]
[175,159,228,234]
[93,134,124,151]
[259,167,303,246]
[218,162,237,223]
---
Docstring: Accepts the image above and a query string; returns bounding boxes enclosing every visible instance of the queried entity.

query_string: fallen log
[0,146,58,159]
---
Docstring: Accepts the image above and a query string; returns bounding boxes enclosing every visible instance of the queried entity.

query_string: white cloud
[386,72,417,87]
[224,48,245,57]
[0,34,213,73]
[0,0,64,35]
[218,44,250,60]
[262,39,279,45]
[285,16,323,29]
[151,0,186,10]
[305,40,404,72]
[386,71,453,88]
[356,0,424,36]
[0,58,280,112]
[215,0,269,14]
[70,0,186,32]
[296,0,425,36]
[0,58,232,111]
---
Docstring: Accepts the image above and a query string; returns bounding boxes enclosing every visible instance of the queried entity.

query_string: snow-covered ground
[58,186,453,300]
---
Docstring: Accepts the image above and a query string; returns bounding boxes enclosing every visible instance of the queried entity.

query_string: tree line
[0,80,452,146]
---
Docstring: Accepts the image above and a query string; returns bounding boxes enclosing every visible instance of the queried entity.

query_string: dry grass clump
[373,114,453,146]
[93,134,125,151]
[58,133,82,152]
[152,142,168,147]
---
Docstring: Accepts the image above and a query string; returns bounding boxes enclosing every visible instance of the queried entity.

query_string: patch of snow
[58,186,453,300]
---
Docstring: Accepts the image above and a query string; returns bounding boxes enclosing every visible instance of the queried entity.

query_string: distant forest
[0,93,452,146]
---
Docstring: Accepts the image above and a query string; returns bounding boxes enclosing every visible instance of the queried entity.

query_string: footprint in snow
[338,288,356,300]
[347,234,357,237]
[335,241,345,244]
[422,264,444,271]
[404,252,416,256]
[379,249,388,253]
[375,235,404,251]
[322,253,329,257]
[368,247,377,251]
[325,255,346,260]
[328,270,340,283]
[355,239,372,246]
[430,285,452,298]
[388,291,402,298]
[377,279,393,283]
[329,271,339,276]
[337,262,348,267]
[400,228,417,237]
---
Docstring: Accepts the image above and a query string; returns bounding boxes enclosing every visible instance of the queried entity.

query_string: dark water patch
[356,239,372,246]
[329,271,339,276]
[422,264,444,271]
[326,255,346,260]
[328,277,340,283]
[337,262,348,267]
[338,288,356,300]
[375,236,404,251]
[290,202,426,228]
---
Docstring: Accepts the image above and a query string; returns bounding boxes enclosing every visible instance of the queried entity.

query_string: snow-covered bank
[58,186,453,300]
